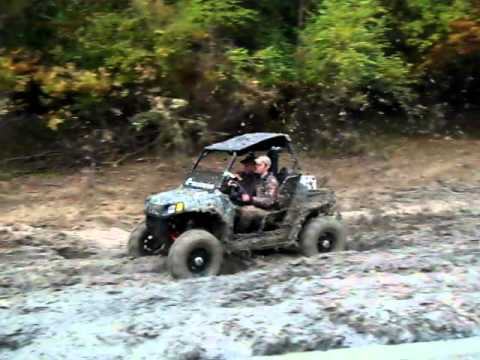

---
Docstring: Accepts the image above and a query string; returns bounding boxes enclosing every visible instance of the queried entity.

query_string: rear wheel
[167,229,224,279]
[300,217,346,256]
[127,222,166,257]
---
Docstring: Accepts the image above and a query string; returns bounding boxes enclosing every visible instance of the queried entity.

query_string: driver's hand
[241,194,251,202]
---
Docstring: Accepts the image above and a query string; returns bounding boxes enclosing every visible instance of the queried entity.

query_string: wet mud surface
[1,181,480,359]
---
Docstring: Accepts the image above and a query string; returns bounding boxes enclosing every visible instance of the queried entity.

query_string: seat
[276,174,301,209]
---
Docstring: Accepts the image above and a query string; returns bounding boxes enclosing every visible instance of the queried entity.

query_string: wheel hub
[141,233,165,255]
[143,235,155,251]
[187,248,211,274]
[317,232,335,252]
[194,257,204,266]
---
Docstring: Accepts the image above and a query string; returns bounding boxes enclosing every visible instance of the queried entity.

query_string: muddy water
[1,182,480,359]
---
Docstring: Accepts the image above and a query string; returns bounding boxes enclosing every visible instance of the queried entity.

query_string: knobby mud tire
[167,229,224,279]
[300,217,347,256]
[127,222,162,257]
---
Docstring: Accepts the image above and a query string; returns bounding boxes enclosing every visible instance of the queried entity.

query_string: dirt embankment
[0,137,478,229]
[1,137,480,359]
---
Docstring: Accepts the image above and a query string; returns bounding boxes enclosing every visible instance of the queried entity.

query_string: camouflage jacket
[251,173,279,209]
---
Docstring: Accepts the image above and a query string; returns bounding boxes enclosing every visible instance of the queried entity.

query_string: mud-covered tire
[300,217,346,256]
[167,229,223,279]
[127,222,164,257]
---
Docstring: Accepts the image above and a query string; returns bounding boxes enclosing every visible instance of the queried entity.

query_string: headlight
[166,202,185,215]
[175,202,185,212]
[145,202,161,216]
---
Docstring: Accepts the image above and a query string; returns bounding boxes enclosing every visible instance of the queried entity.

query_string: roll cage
[184,133,301,190]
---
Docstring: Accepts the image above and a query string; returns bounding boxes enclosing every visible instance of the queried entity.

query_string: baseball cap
[240,152,256,164]
[255,155,271,167]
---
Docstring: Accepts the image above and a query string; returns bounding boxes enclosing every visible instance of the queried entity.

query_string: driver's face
[243,163,255,173]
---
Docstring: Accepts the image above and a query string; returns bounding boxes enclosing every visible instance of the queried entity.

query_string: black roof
[205,132,291,155]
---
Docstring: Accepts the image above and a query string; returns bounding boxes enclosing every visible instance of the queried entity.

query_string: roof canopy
[205,132,291,155]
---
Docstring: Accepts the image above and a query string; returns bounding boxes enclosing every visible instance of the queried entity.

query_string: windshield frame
[183,150,237,191]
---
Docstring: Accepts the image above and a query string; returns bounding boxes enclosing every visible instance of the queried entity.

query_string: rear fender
[287,205,338,244]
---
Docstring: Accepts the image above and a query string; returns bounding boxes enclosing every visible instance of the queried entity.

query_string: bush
[299,0,415,111]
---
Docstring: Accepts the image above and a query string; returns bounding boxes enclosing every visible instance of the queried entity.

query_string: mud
[1,178,480,359]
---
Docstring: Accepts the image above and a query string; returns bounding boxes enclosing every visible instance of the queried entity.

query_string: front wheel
[127,222,166,257]
[167,229,224,279]
[299,217,346,256]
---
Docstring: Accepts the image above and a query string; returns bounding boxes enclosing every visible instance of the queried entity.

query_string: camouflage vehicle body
[130,133,345,278]
[145,187,235,247]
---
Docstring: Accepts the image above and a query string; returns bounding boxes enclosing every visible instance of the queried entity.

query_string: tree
[299,0,415,110]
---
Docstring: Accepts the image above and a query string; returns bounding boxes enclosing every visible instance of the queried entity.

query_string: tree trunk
[298,0,310,28]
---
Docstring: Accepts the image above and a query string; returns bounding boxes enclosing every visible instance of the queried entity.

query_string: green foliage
[299,0,415,109]
[253,46,296,86]
[0,55,25,116]
[147,0,259,52]
[226,45,295,86]
[0,0,478,155]
[387,0,473,54]
[185,0,259,31]
[74,11,156,80]
[150,0,260,74]
[0,56,18,92]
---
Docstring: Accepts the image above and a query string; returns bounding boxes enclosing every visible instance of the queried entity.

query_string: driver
[237,155,279,232]
[236,152,258,197]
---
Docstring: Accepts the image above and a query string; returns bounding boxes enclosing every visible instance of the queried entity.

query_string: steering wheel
[221,171,245,203]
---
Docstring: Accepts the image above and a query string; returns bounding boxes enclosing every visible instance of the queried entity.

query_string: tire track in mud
[1,183,479,293]
[2,233,479,359]
[1,184,479,294]
[1,183,480,358]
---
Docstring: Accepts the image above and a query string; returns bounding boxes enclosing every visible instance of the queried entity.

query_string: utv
[128,133,346,279]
